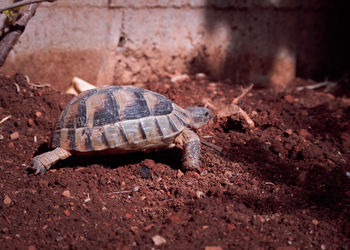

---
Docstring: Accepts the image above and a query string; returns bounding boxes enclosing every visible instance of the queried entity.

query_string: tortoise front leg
[32,147,71,175]
[175,128,201,171]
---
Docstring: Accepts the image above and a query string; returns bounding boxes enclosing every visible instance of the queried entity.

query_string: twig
[296,80,337,92]
[0,3,39,66]
[12,82,20,92]
[0,0,56,12]
[200,139,223,152]
[106,186,140,195]
[232,83,254,105]
[0,115,11,125]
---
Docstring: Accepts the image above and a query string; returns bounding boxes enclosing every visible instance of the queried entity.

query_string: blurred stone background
[1,0,349,90]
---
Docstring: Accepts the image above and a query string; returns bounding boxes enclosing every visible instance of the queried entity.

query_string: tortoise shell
[50,85,190,153]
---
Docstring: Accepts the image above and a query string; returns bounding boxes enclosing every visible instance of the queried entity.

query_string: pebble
[35,111,42,118]
[284,95,294,103]
[284,128,293,135]
[312,219,319,226]
[171,74,190,83]
[28,246,36,250]
[10,131,19,140]
[8,142,15,149]
[61,190,71,198]
[195,73,207,80]
[138,165,151,179]
[152,235,167,246]
[4,194,12,206]
[196,191,205,198]
[204,247,223,250]
[63,209,70,216]
[125,213,132,219]
[27,118,35,127]
[227,223,236,230]
[298,129,312,139]
[0,134,3,140]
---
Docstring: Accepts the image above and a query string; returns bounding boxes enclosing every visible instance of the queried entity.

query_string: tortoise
[32,85,212,174]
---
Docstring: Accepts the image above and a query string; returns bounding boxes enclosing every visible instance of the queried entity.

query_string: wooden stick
[0,3,39,66]
[232,83,254,105]
[0,0,56,12]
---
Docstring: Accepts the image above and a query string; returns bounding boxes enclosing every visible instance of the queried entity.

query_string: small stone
[0,134,3,140]
[61,190,71,198]
[312,219,319,226]
[10,131,19,140]
[152,235,167,246]
[204,246,223,250]
[321,244,326,250]
[227,223,236,230]
[284,95,294,103]
[63,210,70,216]
[28,246,36,250]
[195,73,207,80]
[285,128,293,135]
[176,169,184,179]
[27,118,35,127]
[138,165,151,179]
[196,191,205,198]
[4,195,11,206]
[171,74,189,83]
[298,129,312,139]
[35,111,42,118]
[125,213,132,219]
[8,142,15,149]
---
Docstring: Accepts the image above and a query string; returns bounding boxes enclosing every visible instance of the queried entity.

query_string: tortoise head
[185,107,212,130]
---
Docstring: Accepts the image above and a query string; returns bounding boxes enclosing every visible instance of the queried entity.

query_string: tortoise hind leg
[32,147,71,175]
[175,128,201,171]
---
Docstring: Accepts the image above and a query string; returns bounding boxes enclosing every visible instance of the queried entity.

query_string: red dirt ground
[0,74,349,249]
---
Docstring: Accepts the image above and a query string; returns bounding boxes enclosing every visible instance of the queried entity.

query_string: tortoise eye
[205,112,209,116]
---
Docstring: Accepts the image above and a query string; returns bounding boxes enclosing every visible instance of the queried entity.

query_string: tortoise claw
[32,158,47,175]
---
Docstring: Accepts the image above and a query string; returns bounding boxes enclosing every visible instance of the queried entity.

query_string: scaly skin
[175,128,201,171]
[32,147,71,175]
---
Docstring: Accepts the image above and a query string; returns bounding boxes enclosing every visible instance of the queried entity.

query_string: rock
[63,210,70,216]
[298,129,312,139]
[312,219,319,226]
[196,191,205,198]
[152,235,167,246]
[171,74,190,83]
[0,134,3,140]
[10,131,19,140]
[61,190,71,198]
[284,128,293,136]
[8,142,15,149]
[195,73,207,80]
[4,194,11,206]
[125,213,132,219]
[28,246,36,250]
[35,111,42,118]
[284,95,294,103]
[204,246,223,250]
[138,165,151,179]
[227,223,236,230]
[27,118,35,127]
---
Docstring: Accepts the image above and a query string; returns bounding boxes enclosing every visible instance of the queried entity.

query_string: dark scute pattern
[68,129,76,149]
[122,91,151,120]
[83,129,93,151]
[167,117,178,133]
[119,127,129,143]
[154,118,163,137]
[174,113,188,126]
[75,101,87,128]
[153,93,173,116]
[101,131,110,147]
[93,91,120,126]
[138,122,147,139]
